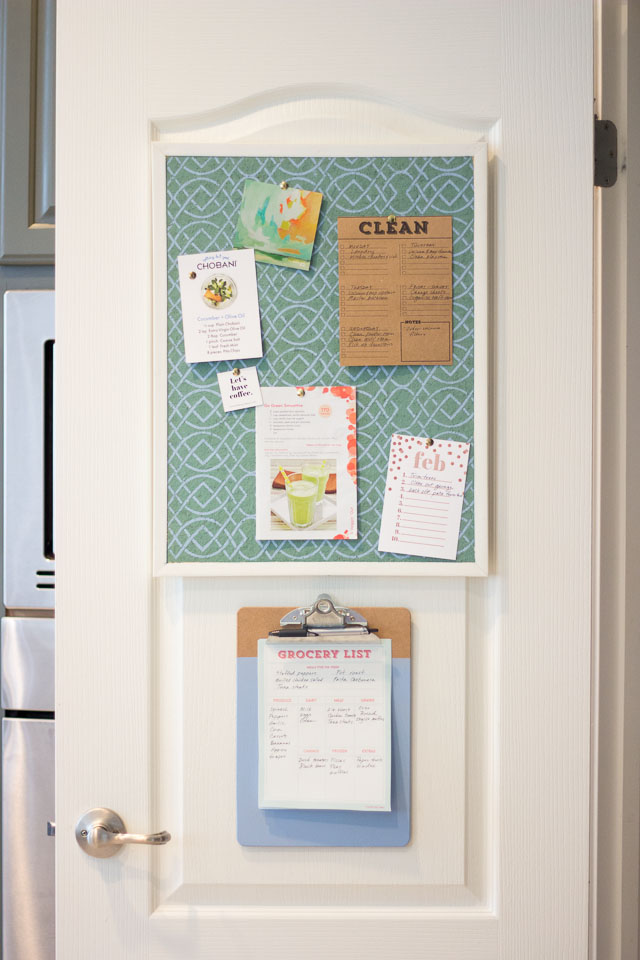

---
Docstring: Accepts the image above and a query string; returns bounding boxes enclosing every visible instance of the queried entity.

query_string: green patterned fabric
[166,155,475,563]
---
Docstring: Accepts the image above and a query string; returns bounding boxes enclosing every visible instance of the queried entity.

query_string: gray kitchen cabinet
[0,0,55,264]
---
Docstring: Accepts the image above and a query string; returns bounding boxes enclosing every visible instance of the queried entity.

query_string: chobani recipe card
[255,386,357,541]
[177,249,263,363]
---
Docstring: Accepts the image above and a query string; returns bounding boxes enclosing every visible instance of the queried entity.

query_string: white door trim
[592,2,640,958]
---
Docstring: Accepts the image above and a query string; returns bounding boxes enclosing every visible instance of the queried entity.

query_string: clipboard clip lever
[268,594,377,641]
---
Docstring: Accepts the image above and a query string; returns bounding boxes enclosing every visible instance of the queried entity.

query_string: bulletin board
[153,145,487,576]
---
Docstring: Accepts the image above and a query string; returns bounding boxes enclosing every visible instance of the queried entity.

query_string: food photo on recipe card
[378,434,470,560]
[255,386,357,541]
[177,248,263,363]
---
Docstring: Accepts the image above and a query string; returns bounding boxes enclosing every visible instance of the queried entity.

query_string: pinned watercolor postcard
[234,180,323,270]
[177,249,262,363]
[255,386,357,541]
[378,434,470,560]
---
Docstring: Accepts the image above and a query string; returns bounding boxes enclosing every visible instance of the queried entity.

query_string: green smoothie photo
[270,459,337,535]
[286,479,318,528]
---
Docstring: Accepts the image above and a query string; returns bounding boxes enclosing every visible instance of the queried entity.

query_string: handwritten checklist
[378,434,470,560]
[338,216,453,366]
[258,638,391,811]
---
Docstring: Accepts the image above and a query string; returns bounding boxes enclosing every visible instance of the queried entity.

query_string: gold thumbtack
[232,367,240,377]
[279,180,289,189]
[387,214,397,224]
[296,387,305,397]
[189,271,197,279]
[425,437,434,447]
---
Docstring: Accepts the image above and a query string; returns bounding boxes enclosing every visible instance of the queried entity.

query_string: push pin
[296,387,305,397]
[189,271,197,279]
[425,437,434,447]
[387,214,397,224]
[232,367,240,377]
[279,180,289,189]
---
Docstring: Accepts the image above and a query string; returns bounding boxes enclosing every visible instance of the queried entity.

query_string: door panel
[163,579,468,891]
[56,1,592,957]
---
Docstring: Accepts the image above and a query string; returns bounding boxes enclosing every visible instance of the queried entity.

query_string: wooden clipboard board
[237,606,411,658]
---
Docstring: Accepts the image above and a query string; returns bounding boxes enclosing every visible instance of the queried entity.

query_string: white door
[55,2,593,958]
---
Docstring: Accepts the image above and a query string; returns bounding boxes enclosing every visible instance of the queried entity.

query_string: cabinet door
[55,2,593,958]
[0,0,55,263]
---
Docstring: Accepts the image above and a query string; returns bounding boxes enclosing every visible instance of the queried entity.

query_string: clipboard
[237,595,411,847]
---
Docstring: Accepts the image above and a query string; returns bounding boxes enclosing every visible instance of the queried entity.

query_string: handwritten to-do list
[378,434,470,560]
[337,216,453,367]
[258,638,392,811]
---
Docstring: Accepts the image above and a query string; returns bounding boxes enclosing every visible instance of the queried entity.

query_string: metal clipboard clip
[267,594,380,642]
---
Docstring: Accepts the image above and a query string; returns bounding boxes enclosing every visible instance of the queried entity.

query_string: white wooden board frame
[152,142,488,577]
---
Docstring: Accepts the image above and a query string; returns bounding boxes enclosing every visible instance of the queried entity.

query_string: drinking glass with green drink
[301,460,330,502]
[279,464,319,529]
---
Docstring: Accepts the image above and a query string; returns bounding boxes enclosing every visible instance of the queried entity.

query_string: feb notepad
[378,434,470,560]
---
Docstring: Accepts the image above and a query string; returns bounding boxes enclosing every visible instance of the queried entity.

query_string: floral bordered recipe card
[255,386,357,541]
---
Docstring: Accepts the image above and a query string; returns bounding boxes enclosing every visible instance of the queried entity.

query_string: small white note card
[177,249,263,363]
[217,366,262,412]
[378,434,470,560]
[258,637,392,811]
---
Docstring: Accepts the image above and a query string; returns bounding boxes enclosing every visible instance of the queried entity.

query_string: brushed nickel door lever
[75,808,171,858]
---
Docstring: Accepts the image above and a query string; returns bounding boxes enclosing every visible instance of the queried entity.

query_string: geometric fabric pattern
[165,155,475,563]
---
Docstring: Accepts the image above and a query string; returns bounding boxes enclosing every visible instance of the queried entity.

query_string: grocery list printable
[378,434,470,560]
[255,386,357,541]
[258,638,392,811]
[177,249,263,363]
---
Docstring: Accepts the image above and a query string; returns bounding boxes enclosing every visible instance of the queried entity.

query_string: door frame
[592,1,640,958]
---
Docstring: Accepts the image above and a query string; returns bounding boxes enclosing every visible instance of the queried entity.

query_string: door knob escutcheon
[75,808,171,858]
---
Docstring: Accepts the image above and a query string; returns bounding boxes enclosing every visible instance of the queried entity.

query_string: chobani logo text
[358,220,429,235]
[197,259,237,270]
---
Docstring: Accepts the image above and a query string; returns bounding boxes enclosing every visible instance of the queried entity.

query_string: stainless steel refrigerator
[2,291,55,959]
